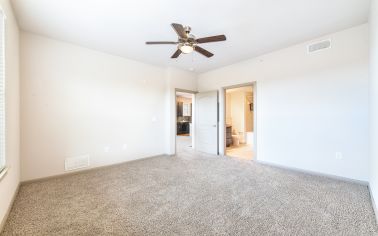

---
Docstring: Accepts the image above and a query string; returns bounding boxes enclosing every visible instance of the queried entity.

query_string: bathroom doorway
[224,85,254,160]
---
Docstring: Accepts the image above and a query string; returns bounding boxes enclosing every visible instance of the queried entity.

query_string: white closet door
[195,91,218,155]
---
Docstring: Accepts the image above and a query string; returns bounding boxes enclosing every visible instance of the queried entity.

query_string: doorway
[224,85,255,160]
[175,90,195,154]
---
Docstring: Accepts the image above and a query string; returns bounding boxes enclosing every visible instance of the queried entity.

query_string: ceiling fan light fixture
[146,23,226,58]
[179,43,194,54]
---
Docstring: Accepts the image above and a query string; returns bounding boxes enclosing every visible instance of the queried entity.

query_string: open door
[195,91,218,155]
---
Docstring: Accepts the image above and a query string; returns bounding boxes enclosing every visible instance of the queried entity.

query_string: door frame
[222,82,257,160]
[175,88,197,155]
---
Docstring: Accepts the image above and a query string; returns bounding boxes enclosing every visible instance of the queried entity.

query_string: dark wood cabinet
[177,102,192,117]
[177,122,190,134]
[177,102,183,117]
[177,100,191,135]
[226,126,233,147]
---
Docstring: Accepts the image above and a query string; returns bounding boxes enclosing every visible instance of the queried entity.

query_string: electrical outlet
[335,152,343,160]
[122,144,128,150]
[104,146,110,153]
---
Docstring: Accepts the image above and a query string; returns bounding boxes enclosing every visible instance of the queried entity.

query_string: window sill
[0,167,8,182]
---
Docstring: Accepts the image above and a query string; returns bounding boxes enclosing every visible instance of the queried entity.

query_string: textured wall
[198,24,369,181]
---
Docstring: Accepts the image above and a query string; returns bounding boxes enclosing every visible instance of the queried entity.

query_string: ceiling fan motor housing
[184,26,191,34]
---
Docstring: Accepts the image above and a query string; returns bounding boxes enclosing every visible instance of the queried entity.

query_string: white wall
[230,91,245,134]
[369,0,378,212]
[20,33,197,181]
[225,93,231,125]
[0,0,20,230]
[198,24,369,181]
[245,92,253,132]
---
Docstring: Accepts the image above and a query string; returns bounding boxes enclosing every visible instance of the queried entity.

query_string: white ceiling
[12,0,370,73]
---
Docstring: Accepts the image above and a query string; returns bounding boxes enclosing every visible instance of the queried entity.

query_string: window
[0,8,5,174]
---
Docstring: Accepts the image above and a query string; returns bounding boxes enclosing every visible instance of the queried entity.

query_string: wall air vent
[65,155,90,171]
[308,39,331,53]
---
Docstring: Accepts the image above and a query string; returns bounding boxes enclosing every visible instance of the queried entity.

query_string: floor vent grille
[65,155,90,171]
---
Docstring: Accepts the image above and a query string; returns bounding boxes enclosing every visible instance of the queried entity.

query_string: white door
[195,91,218,155]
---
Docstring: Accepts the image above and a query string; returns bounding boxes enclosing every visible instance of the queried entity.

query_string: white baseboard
[0,183,20,233]
[21,154,168,185]
[368,184,378,225]
[255,160,369,186]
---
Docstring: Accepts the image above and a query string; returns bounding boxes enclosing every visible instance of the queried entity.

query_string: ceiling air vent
[65,155,90,171]
[308,39,331,53]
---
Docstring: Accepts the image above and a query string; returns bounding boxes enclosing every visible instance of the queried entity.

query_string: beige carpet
[2,152,378,235]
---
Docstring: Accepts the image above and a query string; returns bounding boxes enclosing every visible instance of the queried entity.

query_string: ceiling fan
[146,23,226,58]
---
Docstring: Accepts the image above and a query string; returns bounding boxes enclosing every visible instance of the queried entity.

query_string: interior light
[179,44,194,54]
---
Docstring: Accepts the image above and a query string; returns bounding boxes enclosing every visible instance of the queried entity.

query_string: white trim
[0,7,5,173]
[0,183,19,233]
[0,166,8,181]
[0,6,7,19]
[21,154,167,184]
[256,159,369,186]
[368,184,378,225]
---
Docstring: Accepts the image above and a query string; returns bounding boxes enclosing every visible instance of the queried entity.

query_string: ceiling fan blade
[171,49,182,58]
[171,23,187,39]
[146,41,178,45]
[194,46,214,58]
[196,35,226,44]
